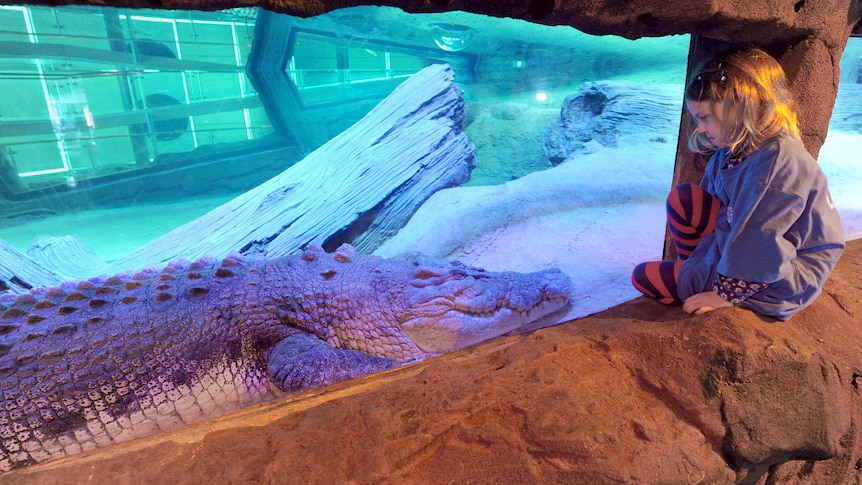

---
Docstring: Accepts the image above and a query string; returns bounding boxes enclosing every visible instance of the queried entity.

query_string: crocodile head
[395,257,573,353]
[274,244,573,359]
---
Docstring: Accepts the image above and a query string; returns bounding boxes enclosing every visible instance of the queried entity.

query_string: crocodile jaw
[400,296,570,353]
[398,267,573,354]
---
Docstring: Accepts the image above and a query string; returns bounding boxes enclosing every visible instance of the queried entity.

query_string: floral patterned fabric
[712,274,768,303]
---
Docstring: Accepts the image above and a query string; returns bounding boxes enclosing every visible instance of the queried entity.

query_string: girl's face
[686,99,727,148]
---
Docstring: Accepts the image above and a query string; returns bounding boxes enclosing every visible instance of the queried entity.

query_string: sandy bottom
[0,196,234,264]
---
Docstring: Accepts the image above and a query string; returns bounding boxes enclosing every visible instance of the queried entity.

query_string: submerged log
[107,63,474,272]
[27,235,108,280]
[0,238,62,292]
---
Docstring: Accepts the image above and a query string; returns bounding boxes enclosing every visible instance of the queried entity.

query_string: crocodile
[0,243,572,471]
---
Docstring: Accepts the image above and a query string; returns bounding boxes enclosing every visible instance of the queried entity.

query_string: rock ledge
[5,240,861,484]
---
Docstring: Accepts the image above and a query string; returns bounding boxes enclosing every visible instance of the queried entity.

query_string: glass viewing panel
[0,5,264,195]
[2,4,857,327]
[0,4,733,320]
[0,5,860,471]
[287,30,446,108]
[820,35,862,241]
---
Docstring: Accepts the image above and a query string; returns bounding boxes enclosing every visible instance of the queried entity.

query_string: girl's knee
[631,262,649,286]
[631,260,683,305]
[673,182,697,192]
[669,182,700,206]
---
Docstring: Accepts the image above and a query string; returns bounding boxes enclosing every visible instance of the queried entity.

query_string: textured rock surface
[542,82,680,164]
[4,240,860,484]
[20,0,857,44]
[464,102,558,185]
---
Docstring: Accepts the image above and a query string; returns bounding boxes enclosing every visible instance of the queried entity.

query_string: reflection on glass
[284,30,470,108]
[0,5,694,270]
[0,5,265,195]
[431,23,474,52]
[819,36,862,240]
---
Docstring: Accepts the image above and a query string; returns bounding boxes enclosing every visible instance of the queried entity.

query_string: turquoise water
[0,6,686,263]
[0,5,858,276]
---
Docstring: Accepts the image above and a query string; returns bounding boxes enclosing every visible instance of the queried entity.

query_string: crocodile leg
[267,330,402,393]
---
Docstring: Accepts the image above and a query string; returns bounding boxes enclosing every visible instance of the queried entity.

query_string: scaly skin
[0,243,571,471]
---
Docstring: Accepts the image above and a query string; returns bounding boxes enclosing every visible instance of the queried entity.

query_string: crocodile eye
[450,270,467,280]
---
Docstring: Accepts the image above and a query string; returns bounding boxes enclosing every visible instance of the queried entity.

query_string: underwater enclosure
[0,5,860,318]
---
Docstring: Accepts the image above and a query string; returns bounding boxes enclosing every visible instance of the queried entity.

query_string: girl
[632,47,845,320]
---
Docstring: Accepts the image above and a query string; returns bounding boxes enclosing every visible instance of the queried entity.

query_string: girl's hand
[683,291,733,315]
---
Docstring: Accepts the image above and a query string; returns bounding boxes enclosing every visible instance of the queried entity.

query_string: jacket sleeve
[698,152,721,194]
[715,183,803,283]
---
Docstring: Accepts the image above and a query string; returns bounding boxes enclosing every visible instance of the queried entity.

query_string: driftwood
[0,238,62,292]
[105,63,473,273]
[0,63,474,288]
[27,235,109,280]
[0,235,111,291]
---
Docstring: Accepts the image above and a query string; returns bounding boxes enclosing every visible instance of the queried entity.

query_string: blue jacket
[678,135,845,320]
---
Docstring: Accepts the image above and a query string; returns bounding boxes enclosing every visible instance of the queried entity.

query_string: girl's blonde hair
[685,47,801,157]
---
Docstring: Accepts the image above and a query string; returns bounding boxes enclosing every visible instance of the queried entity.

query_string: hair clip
[694,71,728,84]
[694,63,728,84]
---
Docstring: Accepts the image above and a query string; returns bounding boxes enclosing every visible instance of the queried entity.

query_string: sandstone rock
[5,243,859,484]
